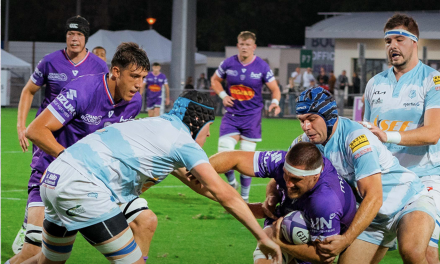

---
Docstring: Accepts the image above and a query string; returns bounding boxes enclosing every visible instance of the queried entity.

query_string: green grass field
[1,108,404,263]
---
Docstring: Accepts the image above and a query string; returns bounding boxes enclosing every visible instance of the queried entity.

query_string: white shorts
[357,194,436,248]
[421,175,440,248]
[40,159,121,231]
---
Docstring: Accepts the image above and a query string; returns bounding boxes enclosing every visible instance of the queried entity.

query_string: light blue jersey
[364,61,440,177]
[59,114,209,204]
[290,117,426,220]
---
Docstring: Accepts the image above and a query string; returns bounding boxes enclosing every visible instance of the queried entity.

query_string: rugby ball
[281,211,311,245]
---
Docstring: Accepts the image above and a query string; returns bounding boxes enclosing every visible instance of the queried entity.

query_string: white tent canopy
[87,29,207,65]
[1,49,32,69]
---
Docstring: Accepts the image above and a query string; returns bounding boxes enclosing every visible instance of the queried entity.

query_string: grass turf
[1,108,404,263]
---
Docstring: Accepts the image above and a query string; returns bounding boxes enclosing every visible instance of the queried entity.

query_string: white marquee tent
[86,29,207,65]
[1,49,32,70]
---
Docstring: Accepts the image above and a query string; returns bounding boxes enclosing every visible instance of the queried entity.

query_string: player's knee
[425,246,439,264]
[130,210,158,234]
[240,140,256,151]
[399,243,426,263]
[218,136,237,152]
[24,224,43,248]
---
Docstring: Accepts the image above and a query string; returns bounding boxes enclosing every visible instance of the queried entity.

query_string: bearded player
[211,31,281,202]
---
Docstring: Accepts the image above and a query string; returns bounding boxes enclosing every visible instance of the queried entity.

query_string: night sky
[2,0,439,51]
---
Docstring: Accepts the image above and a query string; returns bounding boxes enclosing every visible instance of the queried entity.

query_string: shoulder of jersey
[88,53,109,67]
[42,49,65,61]
[68,73,105,88]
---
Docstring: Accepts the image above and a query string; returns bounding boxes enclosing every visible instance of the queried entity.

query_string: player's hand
[268,103,281,117]
[271,216,283,244]
[316,234,349,258]
[262,195,279,220]
[17,125,30,152]
[358,121,387,143]
[222,96,235,107]
[257,237,282,264]
[166,97,170,106]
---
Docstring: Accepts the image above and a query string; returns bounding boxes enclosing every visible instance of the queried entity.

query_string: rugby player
[140,62,170,116]
[7,42,148,264]
[209,142,357,264]
[362,14,440,264]
[13,15,108,259]
[92,46,107,62]
[32,90,282,264]
[211,31,281,202]
[287,87,435,263]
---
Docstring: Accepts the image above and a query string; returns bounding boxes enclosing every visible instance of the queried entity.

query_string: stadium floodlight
[146,17,156,29]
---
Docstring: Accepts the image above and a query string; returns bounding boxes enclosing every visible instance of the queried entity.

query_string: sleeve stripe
[253,151,261,174]
[186,159,209,171]
[267,77,275,83]
[215,70,223,79]
[47,104,66,124]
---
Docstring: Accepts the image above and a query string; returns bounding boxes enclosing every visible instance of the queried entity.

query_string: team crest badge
[72,70,78,76]
[108,110,114,118]
[409,90,416,99]
[242,69,246,73]
[240,74,246,81]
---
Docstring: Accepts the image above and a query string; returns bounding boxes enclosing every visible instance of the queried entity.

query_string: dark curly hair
[111,42,150,72]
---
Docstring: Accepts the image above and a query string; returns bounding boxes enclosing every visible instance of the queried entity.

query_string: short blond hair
[237,31,256,42]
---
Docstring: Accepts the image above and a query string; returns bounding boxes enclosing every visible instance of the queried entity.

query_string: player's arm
[317,173,383,257]
[262,179,280,220]
[209,150,256,176]
[266,80,282,116]
[190,163,282,263]
[17,79,41,152]
[171,167,217,201]
[25,109,65,157]
[164,83,170,106]
[211,73,234,107]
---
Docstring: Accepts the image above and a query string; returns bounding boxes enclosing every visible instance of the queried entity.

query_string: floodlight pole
[4,0,10,51]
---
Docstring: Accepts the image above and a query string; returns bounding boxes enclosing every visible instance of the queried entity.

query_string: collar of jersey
[389,60,422,97]
[238,55,256,67]
[63,48,90,67]
[103,73,116,106]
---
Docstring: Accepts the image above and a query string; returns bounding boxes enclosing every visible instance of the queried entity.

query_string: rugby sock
[240,174,252,201]
[225,170,236,184]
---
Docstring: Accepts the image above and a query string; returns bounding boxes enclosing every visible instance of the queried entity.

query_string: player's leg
[254,225,276,264]
[239,139,257,202]
[153,107,160,117]
[120,197,158,259]
[338,239,388,264]
[421,176,440,264]
[146,95,155,117]
[218,113,241,189]
[12,212,27,254]
[397,195,436,264]
[79,212,144,263]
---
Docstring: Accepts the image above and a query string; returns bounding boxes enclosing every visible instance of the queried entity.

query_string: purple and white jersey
[216,55,275,115]
[31,73,141,173]
[143,72,167,100]
[254,151,357,241]
[31,49,109,117]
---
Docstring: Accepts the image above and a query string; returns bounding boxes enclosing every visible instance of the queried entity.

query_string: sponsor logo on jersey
[158,78,164,82]
[72,70,79,76]
[270,152,283,163]
[371,97,383,105]
[311,217,333,230]
[48,73,68,81]
[149,84,161,92]
[42,171,60,188]
[141,178,159,193]
[266,70,274,80]
[354,146,372,159]
[120,115,134,122]
[226,69,238,76]
[108,110,114,118]
[66,205,85,216]
[56,94,76,116]
[349,134,370,153]
[373,90,386,95]
[250,72,262,79]
[66,89,77,100]
[34,67,43,77]
[229,85,255,101]
[408,90,416,99]
[403,102,421,107]
[295,134,304,143]
[373,116,412,132]
[433,76,440,85]
[87,192,98,198]
[80,114,103,125]
[69,23,78,29]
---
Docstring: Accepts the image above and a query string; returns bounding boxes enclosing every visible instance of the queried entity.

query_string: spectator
[184,76,194,89]
[302,67,315,89]
[316,67,329,85]
[335,70,348,116]
[352,72,361,94]
[196,73,210,90]
[277,79,287,118]
[92,46,107,62]
[288,67,302,115]
[328,71,336,95]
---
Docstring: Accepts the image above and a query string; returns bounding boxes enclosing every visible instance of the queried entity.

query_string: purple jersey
[143,72,167,100]
[254,151,357,241]
[31,49,109,117]
[30,73,142,173]
[216,55,275,115]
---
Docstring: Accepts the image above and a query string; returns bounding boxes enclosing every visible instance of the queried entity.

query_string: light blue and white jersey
[59,114,209,203]
[290,117,426,219]
[364,61,440,177]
